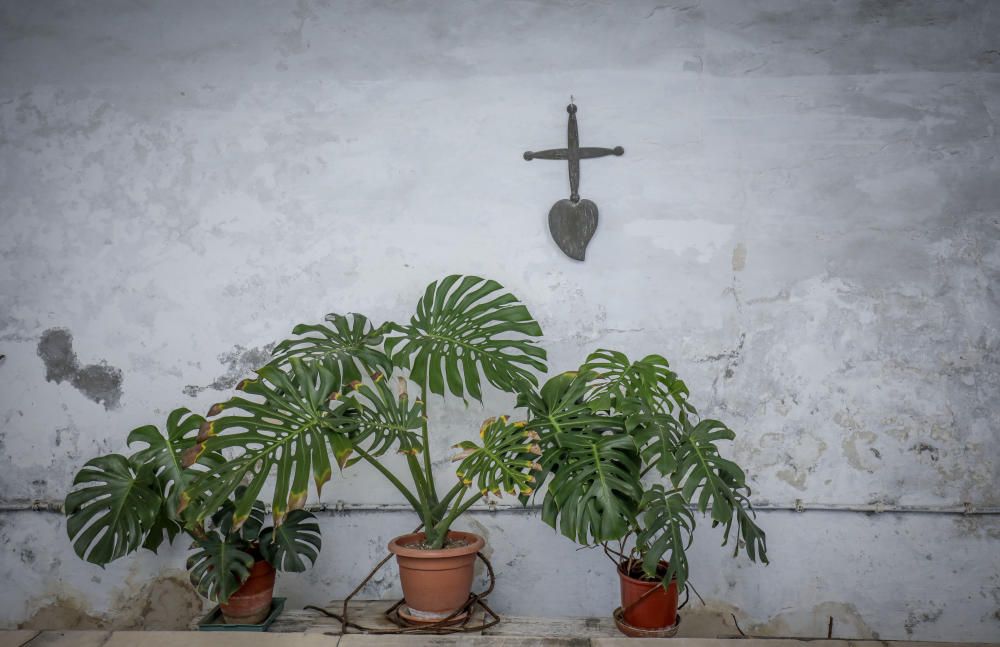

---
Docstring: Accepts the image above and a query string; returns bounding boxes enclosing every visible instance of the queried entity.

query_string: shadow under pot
[388,530,485,624]
[220,560,276,625]
[617,560,679,634]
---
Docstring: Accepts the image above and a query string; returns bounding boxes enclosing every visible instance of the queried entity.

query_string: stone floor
[4,601,997,647]
[4,634,998,647]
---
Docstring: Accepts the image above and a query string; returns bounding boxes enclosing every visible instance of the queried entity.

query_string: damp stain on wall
[17,573,204,631]
[36,328,123,410]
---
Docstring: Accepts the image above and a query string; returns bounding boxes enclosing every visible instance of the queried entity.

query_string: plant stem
[429,486,482,547]
[427,486,466,549]
[432,482,465,519]
[419,384,438,505]
[403,452,436,530]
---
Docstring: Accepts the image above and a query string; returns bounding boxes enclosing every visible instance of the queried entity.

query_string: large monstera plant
[517,350,768,595]
[178,274,765,584]
[181,275,548,549]
[64,408,321,605]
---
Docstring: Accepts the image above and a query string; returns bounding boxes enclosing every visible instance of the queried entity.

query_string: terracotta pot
[220,560,276,625]
[388,530,485,621]
[618,561,678,630]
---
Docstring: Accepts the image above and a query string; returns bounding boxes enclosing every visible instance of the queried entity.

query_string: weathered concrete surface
[0,0,997,642]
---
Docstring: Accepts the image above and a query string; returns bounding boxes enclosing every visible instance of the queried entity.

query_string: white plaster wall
[1,0,998,641]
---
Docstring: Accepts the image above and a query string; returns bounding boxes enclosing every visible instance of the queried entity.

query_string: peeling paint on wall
[731,243,747,272]
[182,343,274,397]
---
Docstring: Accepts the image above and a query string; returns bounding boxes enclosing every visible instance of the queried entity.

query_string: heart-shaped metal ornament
[548,198,598,261]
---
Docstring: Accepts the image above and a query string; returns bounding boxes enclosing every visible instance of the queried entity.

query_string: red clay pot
[388,530,484,622]
[618,561,678,630]
[220,560,276,625]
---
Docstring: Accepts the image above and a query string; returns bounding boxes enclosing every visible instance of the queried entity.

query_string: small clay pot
[220,560,276,625]
[618,561,678,631]
[388,530,484,622]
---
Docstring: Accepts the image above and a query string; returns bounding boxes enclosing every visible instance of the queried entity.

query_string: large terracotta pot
[618,561,678,631]
[388,530,485,622]
[220,560,276,625]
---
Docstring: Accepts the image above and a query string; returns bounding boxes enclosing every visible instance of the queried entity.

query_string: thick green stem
[432,482,465,519]
[404,452,437,530]
[419,384,438,505]
[428,487,482,548]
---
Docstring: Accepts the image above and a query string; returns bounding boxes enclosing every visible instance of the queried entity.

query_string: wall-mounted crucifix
[523,101,624,261]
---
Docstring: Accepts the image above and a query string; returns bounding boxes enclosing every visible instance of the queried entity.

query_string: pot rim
[617,559,676,586]
[388,530,484,559]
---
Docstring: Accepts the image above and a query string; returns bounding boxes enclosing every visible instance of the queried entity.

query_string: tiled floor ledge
[4,634,999,647]
[5,602,998,647]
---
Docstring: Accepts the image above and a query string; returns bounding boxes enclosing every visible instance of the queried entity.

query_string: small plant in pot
[64,408,322,625]
[513,351,768,636]
[181,275,548,623]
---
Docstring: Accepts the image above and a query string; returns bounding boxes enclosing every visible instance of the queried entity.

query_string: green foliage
[259,509,322,572]
[186,536,255,603]
[65,454,162,565]
[384,275,547,400]
[636,485,694,592]
[519,349,767,590]
[66,408,216,564]
[188,500,321,602]
[67,273,765,597]
[542,433,642,543]
[331,374,424,458]
[181,358,342,526]
[127,408,216,520]
[65,408,323,603]
[452,416,541,498]
[188,275,548,549]
[673,419,743,524]
[211,490,267,543]
[271,313,391,383]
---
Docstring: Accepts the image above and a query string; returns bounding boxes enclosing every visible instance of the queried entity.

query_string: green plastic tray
[198,597,286,631]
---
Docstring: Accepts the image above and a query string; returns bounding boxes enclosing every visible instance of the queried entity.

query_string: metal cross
[524,102,624,260]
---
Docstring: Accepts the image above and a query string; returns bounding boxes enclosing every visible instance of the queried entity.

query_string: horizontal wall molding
[3,498,998,516]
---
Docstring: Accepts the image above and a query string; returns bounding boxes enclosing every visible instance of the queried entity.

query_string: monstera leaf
[127,407,218,520]
[385,275,546,400]
[259,509,322,572]
[211,490,267,542]
[182,357,341,526]
[725,488,768,563]
[672,418,745,524]
[65,454,162,565]
[541,433,643,544]
[516,371,622,496]
[633,411,683,477]
[452,416,540,498]
[271,312,392,383]
[583,349,694,419]
[330,374,424,458]
[141,502,183,553]
[635,485,695,590]
[186,535,255,603]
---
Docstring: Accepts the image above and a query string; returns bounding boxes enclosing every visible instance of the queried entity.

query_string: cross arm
[578,146,625,159]
[523,148,570,161]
